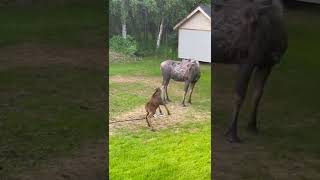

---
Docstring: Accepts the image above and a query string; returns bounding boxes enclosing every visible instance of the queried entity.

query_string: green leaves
[110,35,138,55]
[109,0,211,53]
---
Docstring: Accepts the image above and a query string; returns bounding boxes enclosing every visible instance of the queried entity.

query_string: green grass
[0,1,106,47]
[213,5,320,179]
[109,57,164,76]
[0,65,106,178]
[110,57,211,113]
[109,82,149,116]
[109,57,211,179]
[255,6,320,157]
[110,121,211,180]
[0,2,106,178]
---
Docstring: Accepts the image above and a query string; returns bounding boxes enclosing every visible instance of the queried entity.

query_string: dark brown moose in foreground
[145,87,170,130]
[212,0,288,142]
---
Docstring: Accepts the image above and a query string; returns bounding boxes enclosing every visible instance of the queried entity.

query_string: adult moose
[212,0,288,142]
[160,59,201,107]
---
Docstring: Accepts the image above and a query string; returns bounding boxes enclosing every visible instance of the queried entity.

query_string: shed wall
[178,29,211,62]
[180,11,211,31]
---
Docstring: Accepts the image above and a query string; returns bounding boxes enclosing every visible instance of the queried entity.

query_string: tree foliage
[109,35,138,55]
[109,0,210,54]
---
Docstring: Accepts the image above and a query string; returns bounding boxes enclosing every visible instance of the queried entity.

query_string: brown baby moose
[145,87,170,130]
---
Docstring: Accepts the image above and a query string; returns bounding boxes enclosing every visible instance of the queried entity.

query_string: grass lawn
[213,4,320,179]
[0,1,106,47]
[110,122,211,180]
[109,57,211,179]
[0,1,107,179]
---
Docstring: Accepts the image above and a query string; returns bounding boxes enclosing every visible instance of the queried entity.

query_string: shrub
[109,35,137,56]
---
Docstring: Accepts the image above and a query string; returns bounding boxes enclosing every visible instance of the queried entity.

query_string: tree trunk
[122,22,127,39]
[144,8,148,42]
[165,25,168,44]
[120,0,127,39]
[156,18,164,50]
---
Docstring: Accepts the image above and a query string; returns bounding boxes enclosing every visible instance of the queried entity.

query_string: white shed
[174,5,211,63]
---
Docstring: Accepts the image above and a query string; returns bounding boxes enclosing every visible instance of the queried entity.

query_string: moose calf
[145,87,170,130]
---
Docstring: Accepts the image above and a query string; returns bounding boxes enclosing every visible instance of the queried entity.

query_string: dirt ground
[0,43,107,70]
[109,102,210,135]
[17,139,107,180]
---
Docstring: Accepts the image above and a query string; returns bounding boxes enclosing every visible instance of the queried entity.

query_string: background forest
[109,0,210,57]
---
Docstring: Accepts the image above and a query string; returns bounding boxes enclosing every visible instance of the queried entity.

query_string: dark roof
[199,4,211,17]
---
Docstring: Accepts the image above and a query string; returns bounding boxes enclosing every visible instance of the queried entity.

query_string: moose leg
[182,81,190,107]
[161,85,167,103]
[158,106,163,115]
[162,78,171,103]
[226,64,254,142]
[163,104,171,115]
[247,65,273,133]
[165,83,171,102]
[145,112,151,127]
[161,69,170,102]
[188,83,196,104]
[162,84,170,103]
[146,112,155,131]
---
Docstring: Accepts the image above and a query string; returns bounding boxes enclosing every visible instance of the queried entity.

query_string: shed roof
[173,5,211,30]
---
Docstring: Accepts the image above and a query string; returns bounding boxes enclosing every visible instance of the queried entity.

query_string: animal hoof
[225,129,242,143]
[227,136,242,143]
[151,128,156,132]
[167,99,171,102]
[226,134,242,143]
[181,103,186,107]
[188,101,192,104]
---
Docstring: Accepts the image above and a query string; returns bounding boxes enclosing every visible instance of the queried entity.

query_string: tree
[109,0,210,51]
[110,0,130,39]
[154,0,210,50]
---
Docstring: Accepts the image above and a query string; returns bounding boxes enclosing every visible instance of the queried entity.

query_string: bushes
[109,35,137,56]
[109,34,178,58]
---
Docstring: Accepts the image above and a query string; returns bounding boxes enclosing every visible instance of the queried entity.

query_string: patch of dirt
[109,75,210,134]
[16,139,107,180]
[110,75,162,87]
[0,43,107,70]
[109,50,141,63]
[109,75,186,98]
[109,102,210,135]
